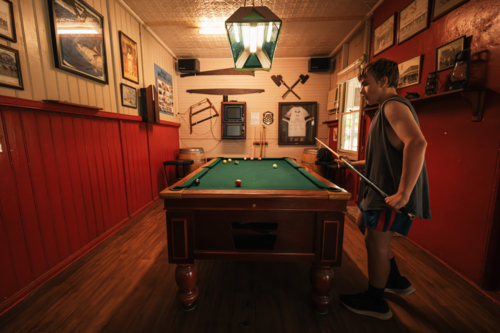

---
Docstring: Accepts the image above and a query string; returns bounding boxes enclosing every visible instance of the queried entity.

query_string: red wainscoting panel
[147,122,180,199]
[0,97,180,314]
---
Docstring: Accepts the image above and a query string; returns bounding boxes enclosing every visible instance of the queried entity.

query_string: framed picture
[47,0,108,84]
[121,83,137,108]
[119,31,139,84]
[397,55,422,89]
[436,35,465,72]
[278,102,317,145]
[0,0,16,42]
[154,64,174,115]
[398,0,429,45]
[432,0,469,21]
[373,13,396,56]
[0,44,23,89]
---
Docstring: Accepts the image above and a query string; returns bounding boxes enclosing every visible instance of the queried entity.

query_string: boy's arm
[384,101,427,212]
[335,157,365,170]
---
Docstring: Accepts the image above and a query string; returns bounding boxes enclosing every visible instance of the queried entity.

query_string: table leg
[310,264,334,314]
[175,263,199,311]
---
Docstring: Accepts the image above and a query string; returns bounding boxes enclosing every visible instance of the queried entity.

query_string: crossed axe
[271,74,309,100]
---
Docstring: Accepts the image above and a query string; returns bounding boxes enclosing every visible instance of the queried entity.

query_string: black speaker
[177,59,200,73]
[308,58,331,72]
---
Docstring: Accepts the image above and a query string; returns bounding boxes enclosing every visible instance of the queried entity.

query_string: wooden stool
[163,159,194,187]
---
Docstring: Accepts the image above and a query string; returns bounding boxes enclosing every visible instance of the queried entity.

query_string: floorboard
[1,200,500,333]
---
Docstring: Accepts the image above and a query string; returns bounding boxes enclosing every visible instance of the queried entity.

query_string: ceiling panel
[123,0,378,58]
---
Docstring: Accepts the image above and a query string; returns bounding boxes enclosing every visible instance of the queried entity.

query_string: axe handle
[282,78,301,98]
[281,81,301,100]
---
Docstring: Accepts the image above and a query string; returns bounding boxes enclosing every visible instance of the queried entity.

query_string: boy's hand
[385,192,410,213]
[335,155,351,168]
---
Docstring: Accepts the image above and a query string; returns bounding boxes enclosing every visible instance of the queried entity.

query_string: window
[340,77,361,153]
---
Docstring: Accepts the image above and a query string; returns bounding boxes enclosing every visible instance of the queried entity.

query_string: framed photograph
[0,44,23,89]
[436,36,465,72]
[119,31,139,84]
[432,0,469,21]
[47,0,108,84]
[373,13,396,56]
[278,102,317,145]
[121,83,137,108]
[397,55,422,89]
[0,0,16,42]
[398,0,429,45]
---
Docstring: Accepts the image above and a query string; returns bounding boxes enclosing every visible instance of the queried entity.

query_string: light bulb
[267,22,272,42]
[250,26,257,53]
[257,25,264,49]
[234,23,240,43]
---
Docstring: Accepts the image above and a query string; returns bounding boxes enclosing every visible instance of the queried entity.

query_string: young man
[337,58,431,320]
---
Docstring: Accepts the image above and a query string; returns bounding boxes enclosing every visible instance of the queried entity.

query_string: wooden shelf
[43,100,103,111]
[362,88,486,122]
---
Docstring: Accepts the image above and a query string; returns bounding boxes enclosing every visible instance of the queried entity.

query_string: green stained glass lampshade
[225,6,282,71]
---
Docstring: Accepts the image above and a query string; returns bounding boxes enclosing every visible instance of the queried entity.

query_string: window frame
[338,77,361,160]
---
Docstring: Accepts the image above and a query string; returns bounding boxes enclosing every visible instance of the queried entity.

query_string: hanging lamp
[225,1,282,71]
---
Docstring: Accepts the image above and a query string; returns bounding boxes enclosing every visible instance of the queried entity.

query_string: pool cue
[262,125,266,157]
[260,129,263,157]
[315,137,416,220]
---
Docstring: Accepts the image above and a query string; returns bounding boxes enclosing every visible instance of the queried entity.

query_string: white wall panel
[0,0,176,118]
[177,58,331,161]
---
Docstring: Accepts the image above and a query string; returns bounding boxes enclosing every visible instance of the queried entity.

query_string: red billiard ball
[258,157,261,161]
[250,157,254,161]
[235,179,242,187]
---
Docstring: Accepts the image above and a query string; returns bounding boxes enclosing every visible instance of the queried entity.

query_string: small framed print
[119,31,139,84]
[373,13,396,56]
[278,102,317,145]
[432,0,469,21]
[436,35,465,72]
[121,83,137,108]
[0,0,16,42]
[398,0,429,45]
[397,55,422,89]
[0,44,23,90]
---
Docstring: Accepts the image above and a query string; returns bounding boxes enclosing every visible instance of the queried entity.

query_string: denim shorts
[359,203,413,236]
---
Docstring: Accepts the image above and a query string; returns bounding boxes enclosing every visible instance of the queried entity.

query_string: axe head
[300,74,310,84]
[271,75,282,87]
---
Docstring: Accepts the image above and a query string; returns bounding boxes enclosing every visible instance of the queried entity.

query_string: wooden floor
[1,200,500,333]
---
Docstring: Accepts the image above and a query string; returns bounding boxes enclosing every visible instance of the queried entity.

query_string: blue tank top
[362,95,432,220]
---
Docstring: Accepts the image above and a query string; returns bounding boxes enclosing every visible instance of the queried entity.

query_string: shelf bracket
[461,90,485,122]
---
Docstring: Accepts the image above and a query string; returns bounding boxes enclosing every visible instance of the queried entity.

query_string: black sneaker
[385,276,416,296]
[339,292,393,320]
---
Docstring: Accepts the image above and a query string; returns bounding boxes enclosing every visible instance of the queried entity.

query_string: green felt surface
[180,157,332,190]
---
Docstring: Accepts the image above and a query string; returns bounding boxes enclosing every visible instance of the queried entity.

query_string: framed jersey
[278,102,317,145]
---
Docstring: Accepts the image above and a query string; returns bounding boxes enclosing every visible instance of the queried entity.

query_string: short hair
[358,58,399,88]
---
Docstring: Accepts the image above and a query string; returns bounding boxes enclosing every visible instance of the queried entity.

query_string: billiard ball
[244,157,247,160]
[235,179,242,187]
[258,157,261,161]
[223,160,227,164]
[250,157,254,161]
[195,179,200,185]
[228,158,232,162]
[273,164,277,169]
[234,160,239,165]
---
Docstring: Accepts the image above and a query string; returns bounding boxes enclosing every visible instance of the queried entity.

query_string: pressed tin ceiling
[123,0,380,58]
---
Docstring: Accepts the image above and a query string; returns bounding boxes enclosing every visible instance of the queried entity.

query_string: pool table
[159,157,351,314]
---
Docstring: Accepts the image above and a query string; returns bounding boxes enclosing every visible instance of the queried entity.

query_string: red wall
[370,0,500,288]
[0,96,179,312]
